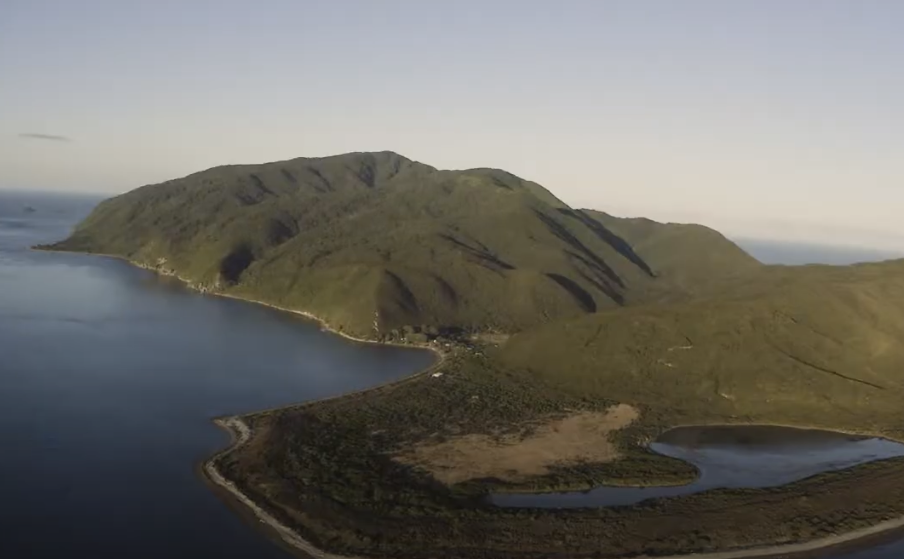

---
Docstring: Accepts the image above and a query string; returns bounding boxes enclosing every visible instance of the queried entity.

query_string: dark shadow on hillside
[304,166,333,193]
[438,233,516,274]
[381,270,420,314]
[280,168,298,185]
[531,209,626,289]
[490,176,514,190]
[564,251,626,305]
[266,217,297,246]
[355,162,376,188]
[546,273,597,312]
[557,208,655,277]
[220,245,254,284]
[432,274,460,306]
[249,174,275,196]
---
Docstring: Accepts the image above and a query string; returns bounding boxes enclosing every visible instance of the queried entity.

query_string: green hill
[584,210,762,293]
[49,151,758,337]
[500,259,904,434]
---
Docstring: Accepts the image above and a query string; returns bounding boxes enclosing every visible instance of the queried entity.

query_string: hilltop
[49,151,757,337]
[585,210,762,293]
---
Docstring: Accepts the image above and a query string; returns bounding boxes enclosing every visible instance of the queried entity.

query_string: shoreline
[203,417,356,559]
[654,420,904,446]
[37,246,904,559]
[34,246,442,351]
[206,417,904,559]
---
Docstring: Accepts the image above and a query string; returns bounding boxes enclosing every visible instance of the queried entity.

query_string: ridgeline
[49,151,757,338]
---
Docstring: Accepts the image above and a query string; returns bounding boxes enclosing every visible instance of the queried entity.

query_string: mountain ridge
[50,151,758,337]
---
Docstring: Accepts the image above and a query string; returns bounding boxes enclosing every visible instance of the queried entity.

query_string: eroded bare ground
[395,404,639,484]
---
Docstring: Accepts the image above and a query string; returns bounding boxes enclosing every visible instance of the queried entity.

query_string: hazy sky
[2,1,903,249]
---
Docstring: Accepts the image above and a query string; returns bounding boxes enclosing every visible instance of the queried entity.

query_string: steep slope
[51,152,690,337]
[499,259,904,434]
[584,210,762,293]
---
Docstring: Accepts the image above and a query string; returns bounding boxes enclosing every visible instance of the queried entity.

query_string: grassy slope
[502,260,904,437]
[221,260,904,558]
[585,210,763,293]
[52,152,694,337]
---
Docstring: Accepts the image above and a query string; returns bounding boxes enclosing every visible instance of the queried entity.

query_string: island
[46,151,904,558]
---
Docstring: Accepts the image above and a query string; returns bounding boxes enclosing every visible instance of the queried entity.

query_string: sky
[2,0,903,250]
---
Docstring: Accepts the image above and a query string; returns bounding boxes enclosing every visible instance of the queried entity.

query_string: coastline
[34,247,446,352]
[36,247,904,559]
[654,421,904,447]
[205,416,904,559]
[203,417,356,559]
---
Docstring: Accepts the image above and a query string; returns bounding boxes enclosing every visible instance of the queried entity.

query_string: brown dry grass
[395,404,639,484]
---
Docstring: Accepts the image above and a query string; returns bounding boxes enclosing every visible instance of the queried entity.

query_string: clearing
[395,404,639,484]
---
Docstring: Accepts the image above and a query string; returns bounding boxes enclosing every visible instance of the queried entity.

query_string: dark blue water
[0,191,435,559]
[492,426,904,508]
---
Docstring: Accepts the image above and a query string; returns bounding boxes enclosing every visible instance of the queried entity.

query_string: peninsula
[47,151,904,558]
